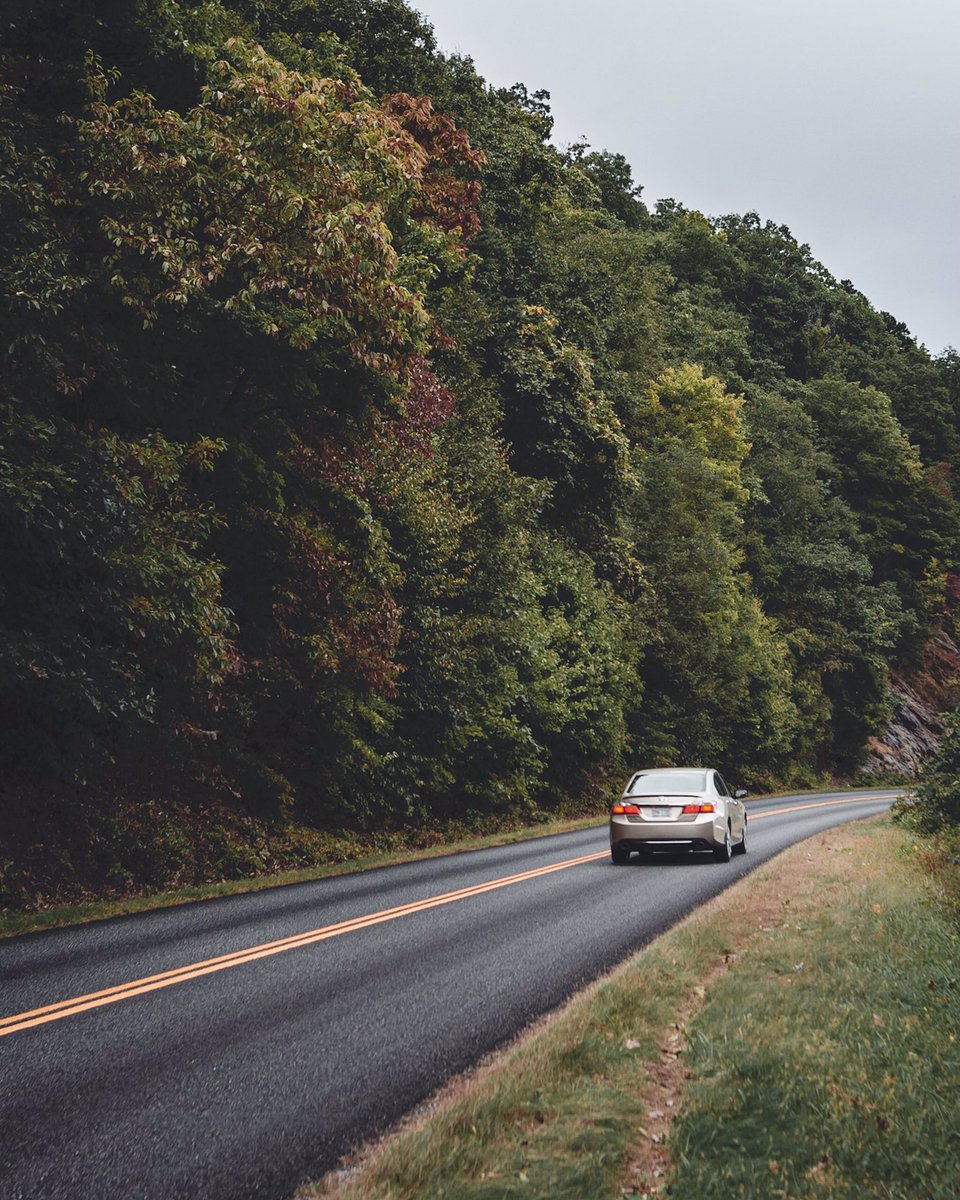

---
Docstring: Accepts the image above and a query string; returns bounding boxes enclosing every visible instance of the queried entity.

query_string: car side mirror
[734,789,747,799]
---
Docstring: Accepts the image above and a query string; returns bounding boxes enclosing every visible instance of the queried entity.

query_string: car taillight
[612,803,641,815]
[682,803,715,814]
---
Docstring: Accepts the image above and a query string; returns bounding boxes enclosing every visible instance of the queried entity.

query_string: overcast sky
[413,0,959,355]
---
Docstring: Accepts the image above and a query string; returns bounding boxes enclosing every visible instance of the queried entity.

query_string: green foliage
[2,0,957,904]
[741,386,906,770]
[564,141,648,229]
[76,44,438,362]
[0,410,232,766]
[229,0,446,98]
[501,303,631,537]
[628,367,800,778]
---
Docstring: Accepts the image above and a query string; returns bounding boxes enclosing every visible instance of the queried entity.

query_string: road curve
[0,788,898,1200]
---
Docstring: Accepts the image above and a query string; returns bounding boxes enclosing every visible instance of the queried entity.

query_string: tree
[742,387,906,771]
[630,366,799,777]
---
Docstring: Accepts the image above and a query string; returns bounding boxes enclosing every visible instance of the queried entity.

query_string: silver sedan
[610,767,747,864]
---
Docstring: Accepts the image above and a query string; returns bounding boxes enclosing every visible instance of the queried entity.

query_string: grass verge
[0,813,605,942]
[302,818,959,1200]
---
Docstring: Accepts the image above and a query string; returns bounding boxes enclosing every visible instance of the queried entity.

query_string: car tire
[611,843,632,865]
[713,825,733,863]
[734,819,748,855]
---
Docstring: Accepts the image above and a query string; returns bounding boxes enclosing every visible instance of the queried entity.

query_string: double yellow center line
[1,793,894,1039]
[751,794,894,821]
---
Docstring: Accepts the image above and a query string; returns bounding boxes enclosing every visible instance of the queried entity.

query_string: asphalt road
[0,788,899,1200]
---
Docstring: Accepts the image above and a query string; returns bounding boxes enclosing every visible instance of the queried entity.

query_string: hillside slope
[1,0,957,908]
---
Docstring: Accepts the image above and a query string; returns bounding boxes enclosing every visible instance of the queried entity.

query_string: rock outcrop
[864,629,960,778]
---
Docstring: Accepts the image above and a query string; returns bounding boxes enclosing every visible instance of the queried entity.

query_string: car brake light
[682,802,715,814]
[612,803,640,815]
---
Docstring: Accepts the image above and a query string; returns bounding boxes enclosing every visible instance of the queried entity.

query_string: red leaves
[382,92,485,252]
[272,513,403,696]
[392,356,457,453]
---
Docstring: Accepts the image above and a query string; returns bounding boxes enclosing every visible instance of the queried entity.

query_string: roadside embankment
[305,818,959,1200]
[0,813,607,941]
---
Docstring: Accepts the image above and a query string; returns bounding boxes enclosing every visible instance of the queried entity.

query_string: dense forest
[3,0,959,908]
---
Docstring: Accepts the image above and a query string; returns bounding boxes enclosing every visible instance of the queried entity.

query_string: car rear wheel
[734,819,748,855]
[611,843,632,865]
[713,826,733,863]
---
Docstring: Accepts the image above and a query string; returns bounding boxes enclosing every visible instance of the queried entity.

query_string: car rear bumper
[610,812,724,851]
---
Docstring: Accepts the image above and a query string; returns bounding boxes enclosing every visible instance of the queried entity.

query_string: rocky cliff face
[864,629,960,779]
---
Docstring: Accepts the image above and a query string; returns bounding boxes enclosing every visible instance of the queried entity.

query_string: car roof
[632,767,712,778]
[636,766,710,773]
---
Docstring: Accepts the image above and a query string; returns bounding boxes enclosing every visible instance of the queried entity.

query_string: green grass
[671,826,960,1199]
[305,819,959,1200]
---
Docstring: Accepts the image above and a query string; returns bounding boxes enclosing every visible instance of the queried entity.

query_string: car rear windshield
[627,771,707,796]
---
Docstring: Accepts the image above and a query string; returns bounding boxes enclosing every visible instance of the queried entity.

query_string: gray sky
[413,0,959,355]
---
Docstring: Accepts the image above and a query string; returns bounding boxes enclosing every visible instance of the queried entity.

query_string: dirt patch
[619,971,720,1198]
